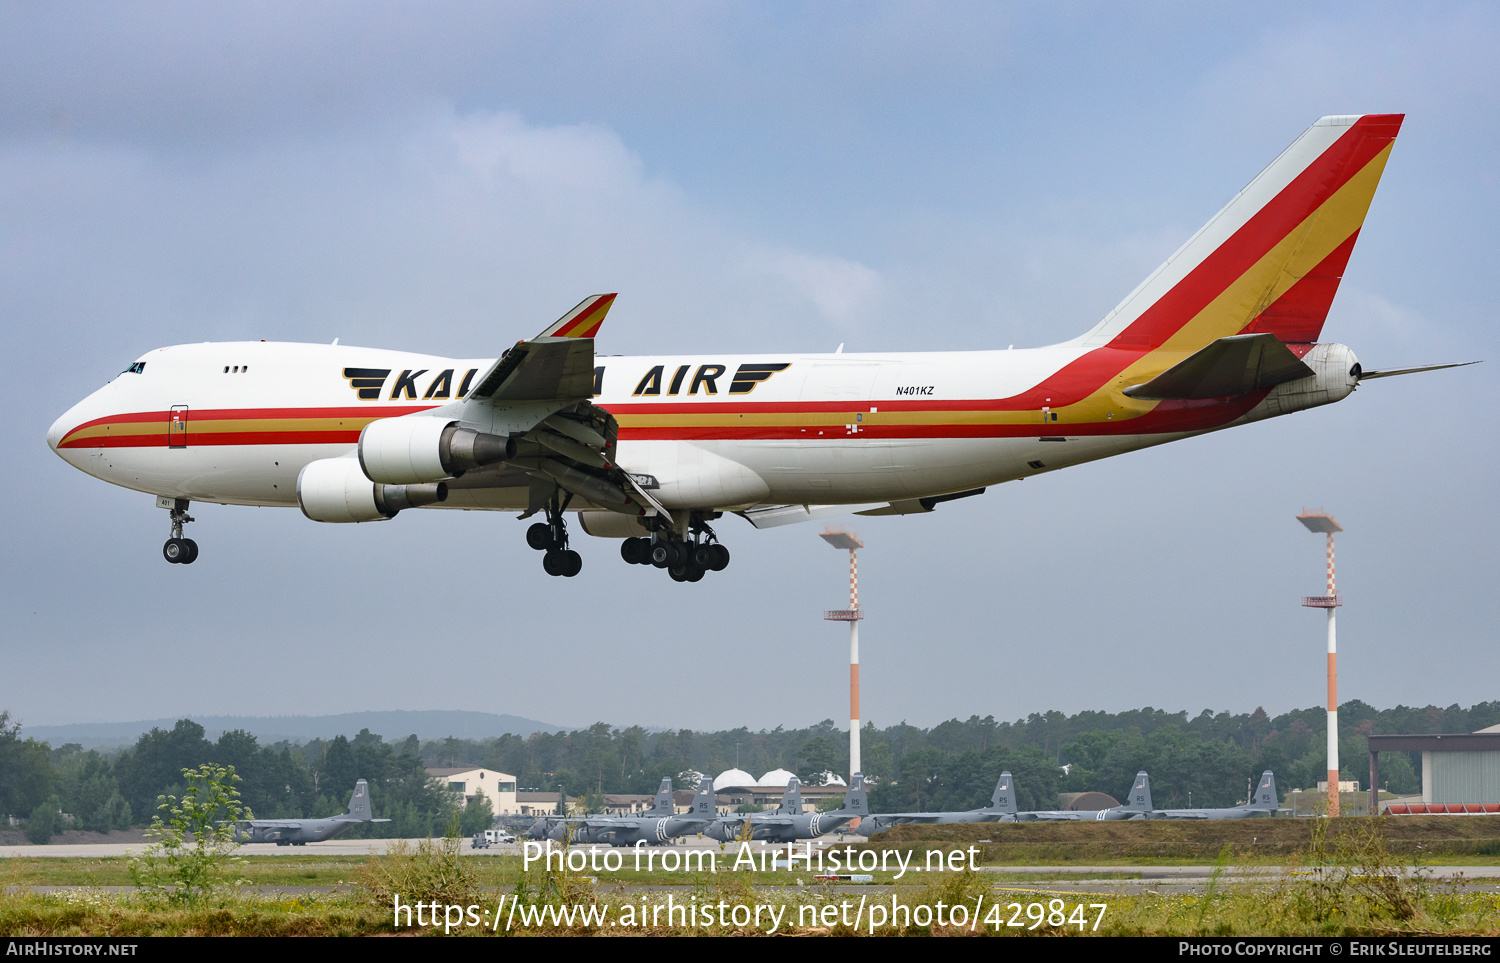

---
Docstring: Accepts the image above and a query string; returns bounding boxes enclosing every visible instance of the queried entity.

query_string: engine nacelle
[297,457,447,523]
[358,417,515,485]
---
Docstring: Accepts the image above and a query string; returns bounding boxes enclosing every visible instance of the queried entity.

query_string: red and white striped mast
[1298,510,1344,817]
[821,529,864,779]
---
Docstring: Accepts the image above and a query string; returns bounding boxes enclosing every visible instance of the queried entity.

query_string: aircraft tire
[691,545,715,568]
[686,564,705,582]
[621,537,647,564]
[542,550,565,576]
[650,542,671,568]
[162,538,184,563]
[526,523,552,551]
[668,564,690,582]
[561,550,582,577]
[709,545,730,571]
[182,539,199,564]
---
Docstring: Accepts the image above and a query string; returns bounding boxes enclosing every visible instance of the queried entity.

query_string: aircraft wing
[1123,333,1314,400]
[464,294,615,404]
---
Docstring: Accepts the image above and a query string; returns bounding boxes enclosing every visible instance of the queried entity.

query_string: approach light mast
[1298,510,1345,817]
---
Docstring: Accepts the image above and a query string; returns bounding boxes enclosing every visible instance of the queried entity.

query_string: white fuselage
[48,338,1352,516]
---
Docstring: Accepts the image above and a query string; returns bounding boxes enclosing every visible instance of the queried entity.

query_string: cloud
[746,250,884,329]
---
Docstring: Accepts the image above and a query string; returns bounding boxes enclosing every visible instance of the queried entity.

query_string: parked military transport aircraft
[704,774,868,843]
[1013,771,1155,822]
[49,114,1471,579]
[546,776,717,846]
[854,770,1019,836]
[235,779,390,845]
[1148,771,1281,820]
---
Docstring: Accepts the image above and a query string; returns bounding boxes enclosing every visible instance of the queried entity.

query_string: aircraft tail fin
[693,776,714,817]
[781,777,803,814]
[1081,114,1403,357]
[843,773,867,815]
[991,771,1017,814]
[1125,771,1154,812]
[651,776,673,815]
[1251,771,1280,811]
[346,779,373,821]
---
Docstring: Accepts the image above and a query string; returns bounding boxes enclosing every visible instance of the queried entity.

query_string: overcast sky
[3,2,1495,735]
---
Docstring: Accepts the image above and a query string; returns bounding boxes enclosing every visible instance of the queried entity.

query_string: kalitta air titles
[50,114,1470,582]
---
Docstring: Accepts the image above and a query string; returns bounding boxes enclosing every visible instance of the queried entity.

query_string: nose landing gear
[162,499,199,564]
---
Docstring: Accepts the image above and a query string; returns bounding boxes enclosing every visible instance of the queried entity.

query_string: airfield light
[1297,509,1344,817]
[821,529,864,780]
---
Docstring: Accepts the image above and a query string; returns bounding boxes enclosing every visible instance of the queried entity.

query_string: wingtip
[540,292,618,339]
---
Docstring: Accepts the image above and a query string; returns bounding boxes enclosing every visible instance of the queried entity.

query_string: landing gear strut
[526,496,582,577]
[619,512,729,582]
[162,499,199,565]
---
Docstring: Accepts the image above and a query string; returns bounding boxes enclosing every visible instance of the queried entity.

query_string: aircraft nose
[46,410,70,452]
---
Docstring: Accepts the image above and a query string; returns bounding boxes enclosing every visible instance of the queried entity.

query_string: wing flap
[740,502,888,529]
[1123,333,1314,400]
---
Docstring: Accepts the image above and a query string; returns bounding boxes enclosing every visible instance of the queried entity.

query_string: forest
[3,700,1495,840]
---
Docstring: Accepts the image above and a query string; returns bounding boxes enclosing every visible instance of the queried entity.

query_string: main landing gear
[526,501,582,577]
[619,514,730,583]
[162,499,199,565]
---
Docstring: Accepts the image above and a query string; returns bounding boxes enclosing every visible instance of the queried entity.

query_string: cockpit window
[124,362,146,374]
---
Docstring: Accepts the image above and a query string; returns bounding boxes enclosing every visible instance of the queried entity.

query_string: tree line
[4,700,1495,838]
[1,714,472,843]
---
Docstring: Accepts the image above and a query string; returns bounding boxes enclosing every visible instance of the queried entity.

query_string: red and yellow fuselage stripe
[56,406,437,449]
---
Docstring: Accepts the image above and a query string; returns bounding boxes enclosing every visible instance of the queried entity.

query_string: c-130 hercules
[234,779,390,845]
[49,114,1471,580]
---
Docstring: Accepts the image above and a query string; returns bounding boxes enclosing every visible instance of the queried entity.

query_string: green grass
[5,817,1499,935]
[3,882,1497,936]
[856,814,1500,865]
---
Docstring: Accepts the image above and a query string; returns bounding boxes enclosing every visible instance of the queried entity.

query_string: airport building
[424,767,519,814]
[711,768,848,813]
[1371,725,1500,814]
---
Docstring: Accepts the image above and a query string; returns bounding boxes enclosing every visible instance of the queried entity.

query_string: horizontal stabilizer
[1357,360,1479,380]
[1123,333,1313,400]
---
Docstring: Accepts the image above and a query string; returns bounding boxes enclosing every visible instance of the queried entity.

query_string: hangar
[1369,726,1500,814]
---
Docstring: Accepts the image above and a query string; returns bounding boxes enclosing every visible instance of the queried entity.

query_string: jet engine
[357,417,515,485]
[297,456,447,523]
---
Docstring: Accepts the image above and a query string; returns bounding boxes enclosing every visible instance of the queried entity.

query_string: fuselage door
[168,406,188,448]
